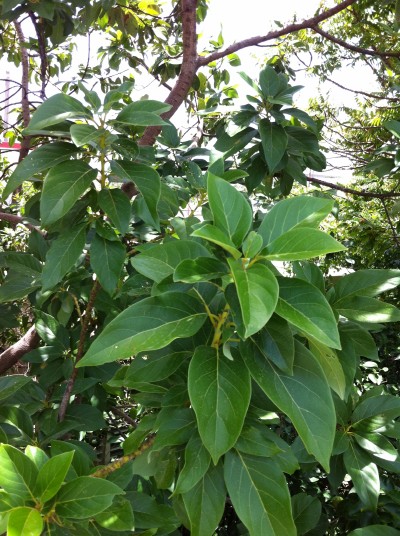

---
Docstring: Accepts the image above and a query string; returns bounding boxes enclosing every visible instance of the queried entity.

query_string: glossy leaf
[40,161,96,227]
[259,120,288,173]
[78,292,206,367]
[0,444,38,499]
[34,451,74,503]
[191,223,242,258]
[228,259,278,338]
[344,444,379,510]
[188,346,251,463]
[41,224,87,291]
[98,188,131,235]
[95,497,135,531]
[174,435,211,495]
[257,196,333,246]
[333,269,400,303]
[7,507,43,536]
[208,173,252,246]
[354,432,398,461]
[339,322,378,360]
[352,394,400,431]
[275,277,341,349]
[90,234,125,295]
[224,450,296,536]
[334,296,400,323]
[242,341,335,471]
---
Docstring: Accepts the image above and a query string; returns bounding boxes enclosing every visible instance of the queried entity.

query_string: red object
[0,141,21,149]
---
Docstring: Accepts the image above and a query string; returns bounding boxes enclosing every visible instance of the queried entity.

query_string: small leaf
[259,120,288,173]
[191,224,242,258]
[7,507,43,536]
[90,235,126,295]
[98,188,131,235]
[34,451,74,503]
[344,444,379,510]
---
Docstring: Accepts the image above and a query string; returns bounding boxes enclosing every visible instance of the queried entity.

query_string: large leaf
[257,196,333,246]
[78,292,207,367]
[0,252,42,278]
[259,120,288,173]
[7,507,43,536]
[110,160,160,229]
[259,66,282,98]
[264,228,345,261]
[34,451,74,503]
[0,376,31,402]
[70,124,102,147]
[2,142,78,199]
[55,476,123,519]
[0,445,38,500]
[224,450,296,536]
[334,296,400,323]
[90,235,126,295]
[24,94,91,133]
[41,224,87,291]
[98,188,131,235]
[191,224,242,258]
[351,394,400,432]
[114,100,170,126]
[188,346,251,464]
[132,240,211,283]
[40,161,96,227]
[339,322,378,360]
[242,341,336,471]
[228,259,278,338]
[333,269,400,303]
[182,463,226,536]
[207,173,252,246]
[344,444,379,510]
[275,277,341,349]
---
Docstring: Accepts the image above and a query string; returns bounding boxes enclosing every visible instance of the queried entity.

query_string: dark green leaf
[70,124,102,146]
[0,376,31,402]
[354,432,398,461]
[25,94,91,133]
[352,394,400,431]
[309,340,346,399]
[95,497,135,531]
[90,235,125,295]
[348,526,400,535]
[259,66,281,98]
[259,120,288,173]
[174,434,211,494]
[335,296,400,323]
[344,444,379,510]
[291,493,322,535]
[339,322,378,360]
[191,223,242,258]
[333,269,400,303]
[174,257,228,283]
[0,252,42,278]
[250,315,294,374]
[98,188,131,235]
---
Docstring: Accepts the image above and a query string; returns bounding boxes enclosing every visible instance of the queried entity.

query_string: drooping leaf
[90,234,126,295]
[224,450,296,536]
[191,224,242,258]
[275,277,341,349]
[41,224,87,291]
[7,507,43,536]
[98,188,131,235]
[344,444,379,510]
[259,120,288,173]
[188,346,251,463]
[34,451,74,503]
[78,292,206,367]
[242,341,335,471]
[40,161,96,227]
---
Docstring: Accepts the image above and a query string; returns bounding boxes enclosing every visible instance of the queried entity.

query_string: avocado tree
[1,1,400,535]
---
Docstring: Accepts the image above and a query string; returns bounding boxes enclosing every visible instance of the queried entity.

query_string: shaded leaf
[90,234,126,295]
[259,120,288,173]
[344,444,379,510]
[98,188,131,235]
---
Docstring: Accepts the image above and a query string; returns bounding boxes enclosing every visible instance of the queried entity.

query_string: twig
[110,406,138,428]
[381,198,400,248]
[307,175,400,199]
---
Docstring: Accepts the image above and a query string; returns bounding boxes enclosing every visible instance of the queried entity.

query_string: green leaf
[207,173,252,246]
[0,274,40,303]
[354,432,398,461]
[352,394,400,431]
[384,119,400,139]
[242,341,335,471]
[191,224,242,258]
[0,444,38,499]
[224,450,296,536]
[24,94,91,133]
[7,507,43,536]
[309,340,346,399]
[34,451,74,503]
[174,257,228,283]
[264,228,345,261]
[334,296,400,323]
[110,160,160,229]
[95,497,135,531]
[276,277,341,349]
[228,259,279,338]
[78,292,206,367]
[234,424,282,458]
[242,231,263,258]
[182,463,226,536]
[344,444,379,510]
[251,315,294,374]
[339,322,378,360]
[291,493,322,535]
[41,224,87,291]
[333,269,400,303]
[259,120,288,173]
[55,476,123,519]
[0,252,42,277]
[2,142,78,199]
[114,100,170,126]
[188,346,251,464]
[283,108,318,133]
[174,434,211,494]
[257,196,333,246]
[0,376,31,402]
[90,235,125,295]
[98,188,131,235]
[259,66,281,98]
[348,526,400,535]
[40,161,96,227]
[70,124,102,146]
[132,240,211,283]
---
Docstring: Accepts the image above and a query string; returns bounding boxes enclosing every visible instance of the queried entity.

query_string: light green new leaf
[78,292,206,367]
[182,463,226,536]
[0,376,31,402]
[132,240,211,283]
[348,526,400,535]
[344,444,379,510]
[34,451,74,503]
[2,142,78,200]
[191,224,242,258]
[174,257,228,283]
[309,340,346,399]
[188,346,251,464]
[98,188,131,235]
[264,228,345,261]
[110,160,160,229]
[55,476,123,519]
[70,124,102,146]
[334,296,400,323]
[259,120,288,173]
[228,259,278,338]
[7,507,43,536]
[24,94,91,133]
[257,196,333,246]
[208,173,252,246]
[242,341,335,471]
[0,444,38,500]
[224,450,296,536]
[174,434,211,495]
[333,269,400,303]
[40,161,96,227]
[90,235,126,296]
[41,224,87,291]
[275,277,341,349]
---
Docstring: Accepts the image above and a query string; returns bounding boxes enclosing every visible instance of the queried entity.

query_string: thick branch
[312,25,400,58]
[13,20,31,162]
[0,212,45,235]
[0,326,39,375]
[197,0,358,67]
[308,175,400,199]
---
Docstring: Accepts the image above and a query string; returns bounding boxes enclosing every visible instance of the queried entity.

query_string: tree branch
[197,0,358,67]
[13,20,31,162]
[307,175,400,199]
[312,25,400,58]
[0,212,45,235]
[0,326,39,375]
[381,198,400,248]
[28,11,48,99]
[324,76,400,102]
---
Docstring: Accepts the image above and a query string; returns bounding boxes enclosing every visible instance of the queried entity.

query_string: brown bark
[13,20,31,162]
[0,326,39,375]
